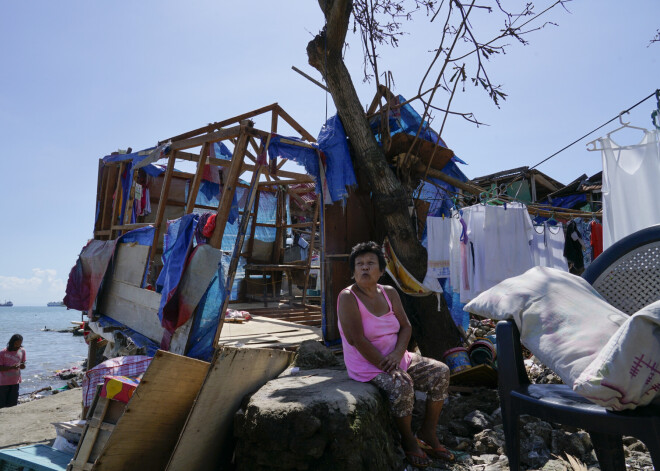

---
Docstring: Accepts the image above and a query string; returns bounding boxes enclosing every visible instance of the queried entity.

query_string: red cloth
[590,220,603,259]
[202,213,217,238]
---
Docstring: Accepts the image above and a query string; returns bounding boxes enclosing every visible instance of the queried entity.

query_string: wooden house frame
[87,104,323,365]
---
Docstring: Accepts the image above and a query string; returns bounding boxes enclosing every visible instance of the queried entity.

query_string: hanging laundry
[451,202,536,303]
[573,217,593,269]
[448,211,464,292]
[530,222,569,271]
[590,220,603,259]
[482,202,535,287]
[563,220,585,275]
[600,129,660,249]
[426,217,452,278]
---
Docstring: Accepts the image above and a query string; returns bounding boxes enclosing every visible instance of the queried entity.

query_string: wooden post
[246,189,260,260]
[98,163,115,238]
[120,167,138,235]
[185,142,209,214]
[209,124,249,248]
[530,173,537,203]
[212,164,265,348]
[301,199,320,306]
[109,162,126,239]
[147,150,178,275]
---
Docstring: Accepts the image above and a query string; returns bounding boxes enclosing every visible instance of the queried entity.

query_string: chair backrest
[583,224,660,315]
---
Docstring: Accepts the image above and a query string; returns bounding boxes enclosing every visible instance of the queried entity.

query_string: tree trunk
[307,1,462,357]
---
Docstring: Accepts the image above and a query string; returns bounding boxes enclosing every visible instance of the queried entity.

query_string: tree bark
[308,0,463,357]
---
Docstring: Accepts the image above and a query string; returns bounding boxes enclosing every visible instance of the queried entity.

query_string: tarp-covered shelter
[69,104,334,366]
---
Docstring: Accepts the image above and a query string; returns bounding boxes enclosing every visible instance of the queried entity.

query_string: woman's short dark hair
[349,241,387,272]
[7,334,22,351]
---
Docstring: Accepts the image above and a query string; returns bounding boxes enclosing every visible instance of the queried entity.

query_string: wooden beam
[275,105,316,142]
[257,178,314,187]
[531,172,559,192]
[160,103,279,145]
[109,162,126,239]
[209,126,249,248]
[170,125,242,152]
[302,199,320,305]
[185,142,209,214]
[212,163,265,347]
[420,165,485,195]
[148,150,178,272]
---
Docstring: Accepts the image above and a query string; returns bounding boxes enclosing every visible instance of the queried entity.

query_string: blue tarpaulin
[548,193,587,209]
[156,214,198,344]
[317,115,358,203]
[186,255,227,361]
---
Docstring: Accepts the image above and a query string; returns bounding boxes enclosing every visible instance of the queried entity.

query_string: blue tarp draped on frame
[317,115,358,203]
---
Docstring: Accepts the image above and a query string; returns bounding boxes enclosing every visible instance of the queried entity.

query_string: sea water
[0,306,88,395]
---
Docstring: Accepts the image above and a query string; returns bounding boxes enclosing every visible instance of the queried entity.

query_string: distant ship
[47,301,65,307]
[0,300,13,307]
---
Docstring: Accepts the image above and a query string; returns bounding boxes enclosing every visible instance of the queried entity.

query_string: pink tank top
[338,284,413,382]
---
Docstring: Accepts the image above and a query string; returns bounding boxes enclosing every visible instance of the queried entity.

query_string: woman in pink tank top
[338,242,453,468]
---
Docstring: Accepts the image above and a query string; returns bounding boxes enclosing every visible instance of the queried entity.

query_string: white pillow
[464,267,629,387]
[573,301,660,410]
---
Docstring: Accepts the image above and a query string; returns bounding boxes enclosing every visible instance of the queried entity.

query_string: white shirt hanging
[600,130,660,249]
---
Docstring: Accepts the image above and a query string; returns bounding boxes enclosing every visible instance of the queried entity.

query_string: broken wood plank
[166,347,293,471]
[91,351,209,471]
[169,125,242,152]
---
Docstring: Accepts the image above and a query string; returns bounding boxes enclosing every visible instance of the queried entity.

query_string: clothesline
[419,178,601,221]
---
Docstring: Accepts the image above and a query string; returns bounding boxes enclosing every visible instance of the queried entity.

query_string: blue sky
[0,1,658,305]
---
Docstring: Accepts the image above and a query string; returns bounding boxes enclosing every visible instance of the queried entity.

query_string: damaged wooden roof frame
[92,103,324,358]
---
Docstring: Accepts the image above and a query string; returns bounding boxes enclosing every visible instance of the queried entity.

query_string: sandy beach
[0,388,82,449]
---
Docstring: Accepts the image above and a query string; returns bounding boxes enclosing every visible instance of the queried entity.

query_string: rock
[550,430,592,463]
[472,453,499,464]
[234,368,402,471]
[541,459,569,471]
[473,429,504,455]
[520,434,551,468]
[523,420,553,448]
[483,456,509,471]
[464,410,493,432]
[628,440,649,453]
[292,340,340,369]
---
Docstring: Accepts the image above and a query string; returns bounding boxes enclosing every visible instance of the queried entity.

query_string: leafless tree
[307,0,569,357]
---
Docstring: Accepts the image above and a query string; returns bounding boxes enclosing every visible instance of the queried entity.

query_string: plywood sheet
[166,347,293,471]
[100,280,163,343]
[92,350,209,471]
[113,243,150,286]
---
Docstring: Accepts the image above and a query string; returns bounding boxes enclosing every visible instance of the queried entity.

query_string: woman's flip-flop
[405,449,432,468]
[415,436,455,461]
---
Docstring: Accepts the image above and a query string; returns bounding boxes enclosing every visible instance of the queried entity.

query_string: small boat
[0,300,13,307]
[47,301,65,307]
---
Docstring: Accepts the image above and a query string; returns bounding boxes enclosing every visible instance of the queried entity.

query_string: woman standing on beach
[0,334,26,408]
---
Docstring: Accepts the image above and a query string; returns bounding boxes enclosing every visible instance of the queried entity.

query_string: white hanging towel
[530,223,569,271]
[448,210,464,292]
[601,130,660,249]
[482,202,535,288]
[423,216,452,291]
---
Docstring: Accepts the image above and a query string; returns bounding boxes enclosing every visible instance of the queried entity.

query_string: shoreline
[0,388,82,449]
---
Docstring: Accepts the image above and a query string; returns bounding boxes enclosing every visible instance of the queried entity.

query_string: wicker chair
[497,224,660,471]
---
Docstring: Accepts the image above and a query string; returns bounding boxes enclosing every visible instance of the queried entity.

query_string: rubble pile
[409,387,653,470]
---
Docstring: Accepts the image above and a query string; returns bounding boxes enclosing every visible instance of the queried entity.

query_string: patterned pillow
[464,267,628,387]
[573,302,660,410]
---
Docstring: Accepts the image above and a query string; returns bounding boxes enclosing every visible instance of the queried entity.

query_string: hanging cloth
[563,220,585,274]
[530,222,569,271]
[600,130,660,249]
[423,216,452,287]
[590,220,603,259]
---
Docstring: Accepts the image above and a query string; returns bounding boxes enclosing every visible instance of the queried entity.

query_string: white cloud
[0,268,67,305]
